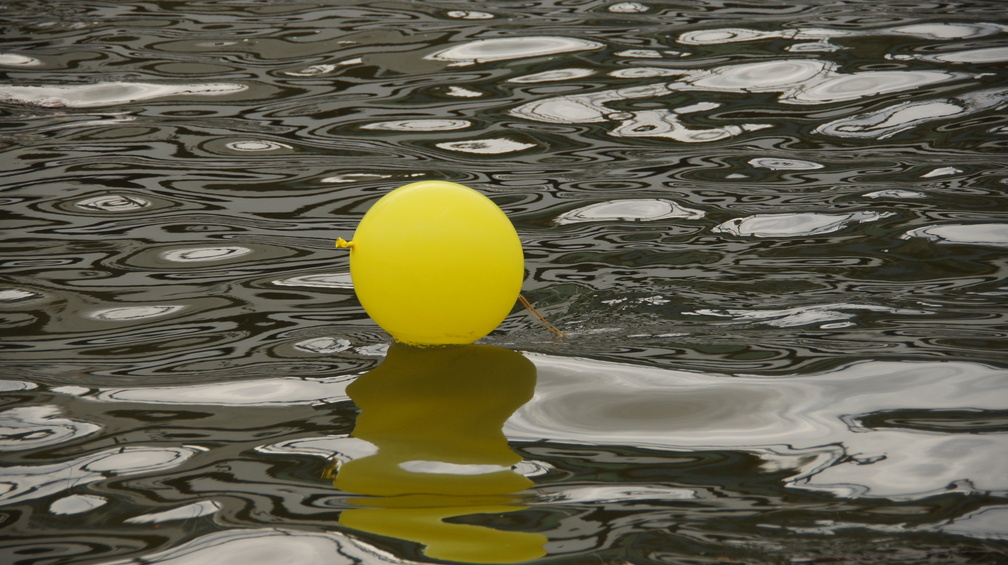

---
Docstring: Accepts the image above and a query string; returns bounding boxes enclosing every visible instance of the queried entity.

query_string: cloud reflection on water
[507,355,1008,500]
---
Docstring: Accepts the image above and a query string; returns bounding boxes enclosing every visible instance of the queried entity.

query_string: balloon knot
[335,238,355,249]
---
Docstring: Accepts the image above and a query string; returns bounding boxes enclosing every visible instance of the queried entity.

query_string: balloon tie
[335,238,355,249]
[518,294,568,339]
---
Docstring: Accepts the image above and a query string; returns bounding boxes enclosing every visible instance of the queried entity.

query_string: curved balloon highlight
[337,181,524,345]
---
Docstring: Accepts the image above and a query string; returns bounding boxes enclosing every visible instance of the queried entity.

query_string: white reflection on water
[891,45,1008,64]
[398,460,512,476]
[272,273,353,289]
[0,406,100,451]
[0,82,246,108]
[901,223,1008,248]
[543,485,695,504]
[682,62,958,104]
[0,53,42,66]
[509,68,594,84]
[609,2,649,13]
[609,67,681,79]
[44,353,1007,503]
[786,40,843,53]
[90,375,353,407]
[361,119,471,131]
[427,36,604,66]
[890,22,1008,39]
[863,189,927,199]
[283,58,362,77]
[510,58,966,142]
[99,528,404,565]
[0,446,199,505]
[688,59,827,92]
[294,337,352,354]
[610,106,772,143]
[616,49,664,58]
[283,63,339,77]
[75,194,151,212]
[555,199,704,224]
[678,22,1007,45]
[0,288,40,302]
[688,302,931,329]
[749,157,824,170]
[49,494,108,516]
[320,172,394,184]
[225,140,292,152]
[0,380,37,392]
[505,355,1008,500]
[435,137,536,154]
[257,436,376,461]
[712,211,894,238]
[444,85,483,97]
[678,28,845,45]
[922,166,962,178]
[161,246,253,262]
[125,500,222,524]
[89,305,185,321]
[446,10,494,19]
[815,87,1008,139]
[943,506,1008,540]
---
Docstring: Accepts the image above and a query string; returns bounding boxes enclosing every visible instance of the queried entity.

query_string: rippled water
[2,1,1008,563]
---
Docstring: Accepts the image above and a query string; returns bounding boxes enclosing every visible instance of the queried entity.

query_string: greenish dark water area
[1,1,1007,563]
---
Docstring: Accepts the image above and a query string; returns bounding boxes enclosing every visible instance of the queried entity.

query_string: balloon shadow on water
[325,343,546,564]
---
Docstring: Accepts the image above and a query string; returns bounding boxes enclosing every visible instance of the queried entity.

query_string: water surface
[2,0,1007,563]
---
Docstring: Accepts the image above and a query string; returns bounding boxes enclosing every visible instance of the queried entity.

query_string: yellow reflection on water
[326,343,546,564]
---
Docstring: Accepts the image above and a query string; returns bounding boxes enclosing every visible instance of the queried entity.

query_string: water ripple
[506,355,1008,499]
[0,82,247,108]
[427,37,604,66]
[555,199,704,224]
[3,2,1007,561]
[124,500,222,524]
[816,87,1008,139]
[99,528,405,565]
[0,405,100,451]
[89,375,353,407]
[1,446,199,505]
[712,211,895,238]
[902,223,1008,248]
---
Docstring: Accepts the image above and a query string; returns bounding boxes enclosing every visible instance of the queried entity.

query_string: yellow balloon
[338,181,524,345]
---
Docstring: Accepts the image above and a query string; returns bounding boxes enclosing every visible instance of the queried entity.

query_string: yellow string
[518,294,567,339]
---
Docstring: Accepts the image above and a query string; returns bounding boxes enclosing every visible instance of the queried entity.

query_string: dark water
[2,0,1008,563]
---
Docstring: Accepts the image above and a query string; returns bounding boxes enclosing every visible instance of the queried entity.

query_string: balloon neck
[335,238,355,249]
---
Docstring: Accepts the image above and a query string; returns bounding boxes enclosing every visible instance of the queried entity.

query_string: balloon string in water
[518,294,567,339]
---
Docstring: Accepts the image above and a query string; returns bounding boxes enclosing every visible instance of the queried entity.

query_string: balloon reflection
[326,343,545,564]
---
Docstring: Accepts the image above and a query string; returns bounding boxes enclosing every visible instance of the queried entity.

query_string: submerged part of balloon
[330,343,545,563]
[337,181,524,345]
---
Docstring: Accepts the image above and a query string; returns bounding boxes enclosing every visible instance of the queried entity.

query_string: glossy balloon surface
[347,181,524,345]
